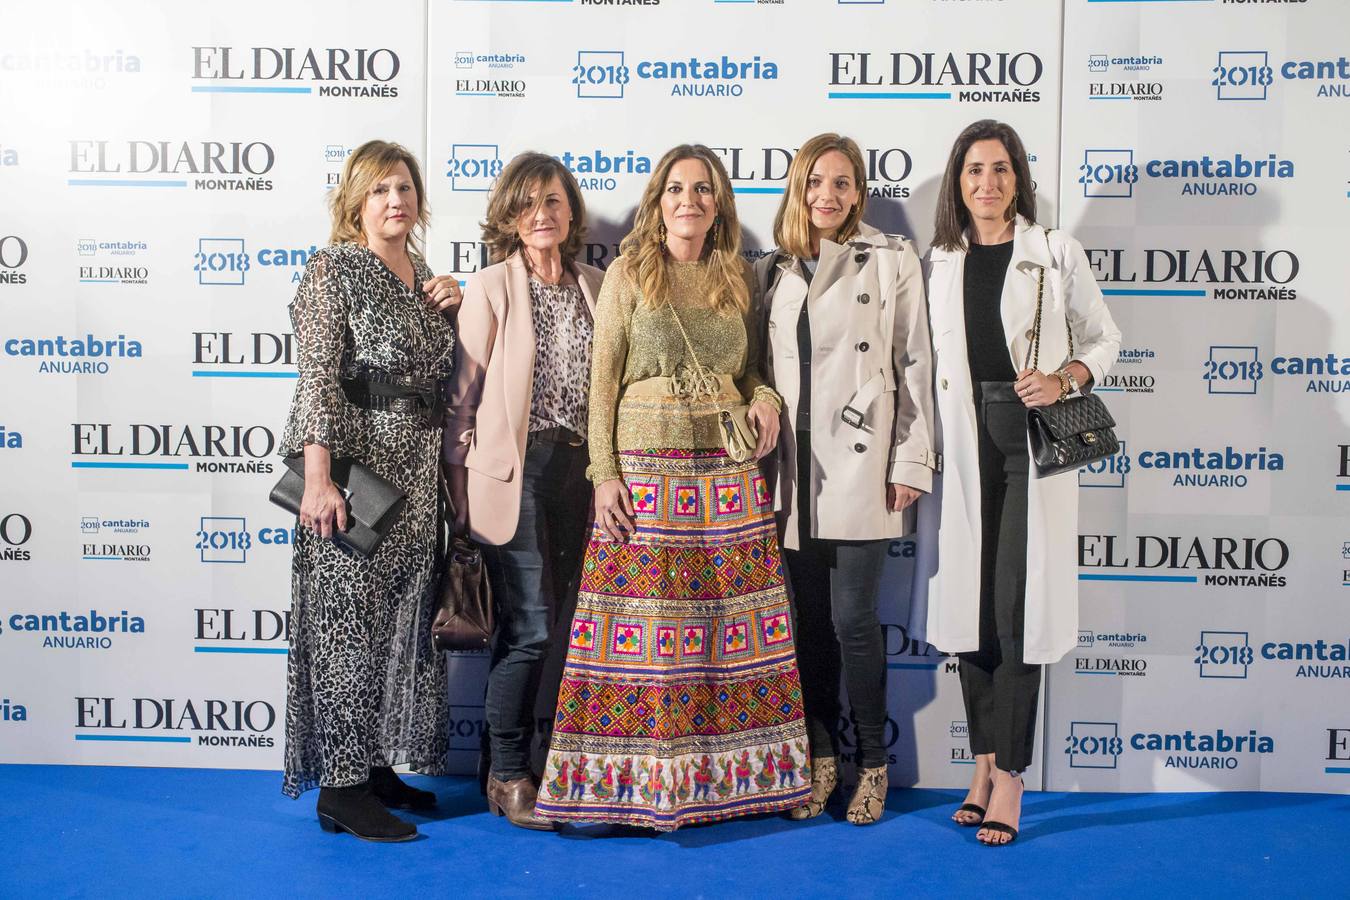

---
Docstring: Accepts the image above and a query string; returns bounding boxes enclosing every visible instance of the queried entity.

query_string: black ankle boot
[370,766,437,811]
[317,782,418,842]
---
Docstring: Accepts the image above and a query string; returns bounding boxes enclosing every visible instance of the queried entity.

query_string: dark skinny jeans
[481,435,590,781]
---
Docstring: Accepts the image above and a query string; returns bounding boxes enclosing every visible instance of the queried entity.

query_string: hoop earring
[1004,191,1018,222]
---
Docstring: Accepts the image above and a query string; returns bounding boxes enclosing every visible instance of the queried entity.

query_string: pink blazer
[443,253,603,545]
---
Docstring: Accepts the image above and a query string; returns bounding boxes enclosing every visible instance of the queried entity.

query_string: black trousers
[783,428,891,768]
[481,435,590,781]
[957,382,1041,773]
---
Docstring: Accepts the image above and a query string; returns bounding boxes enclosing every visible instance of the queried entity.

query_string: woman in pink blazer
[444,153,603,830]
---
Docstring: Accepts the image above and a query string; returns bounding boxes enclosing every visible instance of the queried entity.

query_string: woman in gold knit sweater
[536,145,810,830]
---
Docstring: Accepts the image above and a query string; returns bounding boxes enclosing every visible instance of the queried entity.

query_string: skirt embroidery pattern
[537,449,810,829]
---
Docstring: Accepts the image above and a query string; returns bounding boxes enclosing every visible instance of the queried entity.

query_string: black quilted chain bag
[1024,242,1119,478]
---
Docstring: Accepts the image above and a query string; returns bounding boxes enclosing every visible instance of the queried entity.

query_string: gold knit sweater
[587,257,780,483]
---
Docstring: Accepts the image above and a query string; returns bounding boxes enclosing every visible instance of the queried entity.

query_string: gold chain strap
[664,299,721,400]
[1023,228,1074,373]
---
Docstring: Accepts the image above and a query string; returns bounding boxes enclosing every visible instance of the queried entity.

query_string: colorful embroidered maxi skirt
[536,449,810,830]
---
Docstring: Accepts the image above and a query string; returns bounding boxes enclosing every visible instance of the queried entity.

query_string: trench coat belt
[840,369,891,429]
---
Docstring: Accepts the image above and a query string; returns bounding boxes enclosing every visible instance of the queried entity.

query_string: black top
[963,240,1018,383]
[794,261,815,433]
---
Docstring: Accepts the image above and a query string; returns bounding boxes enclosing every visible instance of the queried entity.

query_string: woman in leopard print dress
[279,140,461,842]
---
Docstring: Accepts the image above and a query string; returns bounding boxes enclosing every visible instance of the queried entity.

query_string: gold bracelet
[1053,370,1071,402]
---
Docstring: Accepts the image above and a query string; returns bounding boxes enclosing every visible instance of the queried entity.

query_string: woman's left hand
[887,483,921,513]
[423,275,463,313]
[1014,368,1061,408]
[748,400,780,461]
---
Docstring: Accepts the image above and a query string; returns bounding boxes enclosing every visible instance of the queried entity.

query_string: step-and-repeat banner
[1,0,1345,795]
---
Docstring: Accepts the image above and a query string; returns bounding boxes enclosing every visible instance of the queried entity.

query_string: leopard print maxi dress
[280,243,455,798]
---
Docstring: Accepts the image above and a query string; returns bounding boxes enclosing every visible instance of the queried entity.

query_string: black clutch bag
[268,455,407,558]
[1024,231,1120,478]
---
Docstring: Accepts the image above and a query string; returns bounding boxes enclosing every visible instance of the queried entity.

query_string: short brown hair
[480,152,588,265]
[327,140,429,253]
[773,133,868,259]
[932,119,1036,253]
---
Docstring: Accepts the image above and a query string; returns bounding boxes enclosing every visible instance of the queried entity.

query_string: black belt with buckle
[341,368,448,428]
[529,425,586,446]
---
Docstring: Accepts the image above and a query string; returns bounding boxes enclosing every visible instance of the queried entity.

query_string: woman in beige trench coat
[755,133,936,826]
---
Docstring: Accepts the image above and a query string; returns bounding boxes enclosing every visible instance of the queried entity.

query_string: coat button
[853,442,866,453]
[941,378,949,390]
[857,293,870,305]
[856,341,870,352]
[854,252,867,264]
[1025,329,1035,340]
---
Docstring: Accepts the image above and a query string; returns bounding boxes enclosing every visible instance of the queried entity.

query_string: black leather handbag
[268,455,407,558]
[1024,245,1120,478]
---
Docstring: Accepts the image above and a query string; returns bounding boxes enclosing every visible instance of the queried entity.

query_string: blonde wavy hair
[773,133,868,260]
[327,140,429,254]
[618,144,747,314]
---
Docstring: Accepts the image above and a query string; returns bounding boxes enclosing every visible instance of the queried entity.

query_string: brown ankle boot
[486,775,555,831]
[846,765,888,826]
[788,757,838,821]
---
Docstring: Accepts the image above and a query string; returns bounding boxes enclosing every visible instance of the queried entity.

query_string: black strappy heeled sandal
[978,821,1018,846]
[953,802,985,826]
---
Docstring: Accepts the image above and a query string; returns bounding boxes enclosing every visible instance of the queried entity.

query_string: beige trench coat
[755,223,938,551]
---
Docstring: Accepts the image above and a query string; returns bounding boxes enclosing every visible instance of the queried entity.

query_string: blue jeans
[481,435,590,781]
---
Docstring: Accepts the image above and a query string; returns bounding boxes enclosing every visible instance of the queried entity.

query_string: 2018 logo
[196,516,294,564]
[575,51,778,99]
[1079,148,1293,198]
[446,144,503,192]
[1214,49,1349,102]
[1195,630,1253,678]
[1079,442,1129,488]
[1204,346,1263,395]
[1066,721,1123,769]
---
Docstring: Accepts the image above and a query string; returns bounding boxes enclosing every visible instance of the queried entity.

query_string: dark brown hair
[932,119,1036,252]
[480,152,588,265]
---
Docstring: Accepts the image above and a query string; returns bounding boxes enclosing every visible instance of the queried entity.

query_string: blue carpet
[1,765,1342,898]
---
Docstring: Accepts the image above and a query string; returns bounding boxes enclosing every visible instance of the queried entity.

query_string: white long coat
[909,217,1121,665]
[755,223,937,550]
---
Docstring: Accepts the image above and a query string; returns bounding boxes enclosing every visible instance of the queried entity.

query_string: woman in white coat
[756,133,936,826]
[910,120,1120,846]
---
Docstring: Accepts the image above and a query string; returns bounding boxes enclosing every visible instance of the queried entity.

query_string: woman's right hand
[593,478,635,543]
[300,477,348,540]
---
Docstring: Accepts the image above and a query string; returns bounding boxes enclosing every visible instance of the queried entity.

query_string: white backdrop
[0,0,1345,795]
